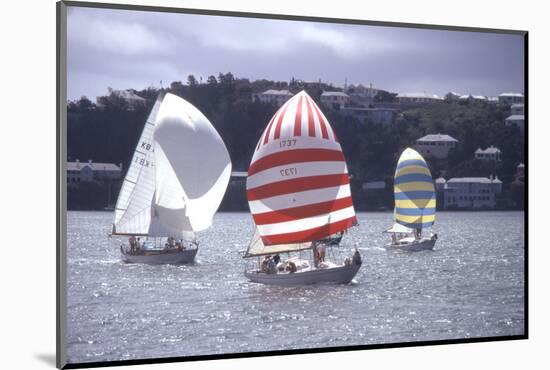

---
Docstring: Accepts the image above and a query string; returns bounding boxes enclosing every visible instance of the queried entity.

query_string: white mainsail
[113,92,232,239]
[112,92,164,236]
[245,229,312,257]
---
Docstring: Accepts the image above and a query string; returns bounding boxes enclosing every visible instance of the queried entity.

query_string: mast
[393,148,436,232]
[245,91,356,257]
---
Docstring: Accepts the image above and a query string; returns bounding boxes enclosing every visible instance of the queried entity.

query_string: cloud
[66,6,524,101]
[68,9,176,56]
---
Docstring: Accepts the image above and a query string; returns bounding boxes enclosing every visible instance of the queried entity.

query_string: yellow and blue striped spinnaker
[393,148,436,229]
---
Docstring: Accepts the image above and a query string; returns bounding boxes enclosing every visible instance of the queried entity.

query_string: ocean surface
[66,211,525,364]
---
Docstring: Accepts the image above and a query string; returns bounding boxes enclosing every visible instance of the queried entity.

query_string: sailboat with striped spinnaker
[384,148,438,251]
[242,91,362,285]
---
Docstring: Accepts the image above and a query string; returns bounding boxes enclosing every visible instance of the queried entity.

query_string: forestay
[393,148,436,229]
[246,90,356,248]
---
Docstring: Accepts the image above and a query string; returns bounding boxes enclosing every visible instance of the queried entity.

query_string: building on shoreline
[67,160,122,186]
[437,176,503,209]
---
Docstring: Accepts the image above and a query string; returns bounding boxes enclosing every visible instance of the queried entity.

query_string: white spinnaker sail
[112,92,165,235]
[152,93,232,235]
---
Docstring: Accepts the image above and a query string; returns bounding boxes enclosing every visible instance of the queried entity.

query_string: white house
[396,92,443,104]
[474,146,502,161]
[67,160,122,185]
[498,92,524,105]
[97,88,147,110]
[320,91,350,109]
[505,114,525,135]
[441,176,502,209]
[487,97,499,104]
[472,95,488,103]
[435,177,447,192]
[511,103,524,115]
[256,89,294,106]
[445,92,461,102]
[415,133,459,159]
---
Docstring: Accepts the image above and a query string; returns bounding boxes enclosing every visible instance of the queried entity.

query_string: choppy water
[66,211,525,364]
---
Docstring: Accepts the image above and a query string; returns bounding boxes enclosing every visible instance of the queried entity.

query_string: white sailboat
[385,148,438,251]
[243,91,362,285]
[112,92,232,264]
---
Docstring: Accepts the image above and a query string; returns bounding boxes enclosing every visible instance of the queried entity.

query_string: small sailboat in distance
[112,92,232,264]
[385,148,438,251]
[243,91,362,286]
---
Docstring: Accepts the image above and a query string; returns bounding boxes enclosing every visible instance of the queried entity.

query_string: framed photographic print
[57,1,527,368]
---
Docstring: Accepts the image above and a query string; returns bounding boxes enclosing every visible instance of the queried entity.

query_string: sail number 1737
[280,167,297,177]
[279,139,297,148]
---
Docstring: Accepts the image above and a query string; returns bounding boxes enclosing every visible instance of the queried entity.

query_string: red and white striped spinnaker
[246,90,356,248]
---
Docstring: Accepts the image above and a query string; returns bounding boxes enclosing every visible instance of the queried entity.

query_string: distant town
[66,74,525,211]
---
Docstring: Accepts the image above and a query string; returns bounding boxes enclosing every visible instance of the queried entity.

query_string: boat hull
[244,263,361,286]
[120,246,198,264]
[385,238,436,252]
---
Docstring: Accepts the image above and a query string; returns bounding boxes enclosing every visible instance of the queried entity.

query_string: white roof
[417,133,459,142]
[112,89,146,101]
[321,91,349,97]
[447,177,501,184]
[397,92,442,100]
[67,161,121,171]
[459,95,471,100]
[499,92,524,97]
[473,95,488,100]
[261,89,294,96]
[475,146,501,154]
[505,114,524,121]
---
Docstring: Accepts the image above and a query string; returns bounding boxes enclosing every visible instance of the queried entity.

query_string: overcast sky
[67,6,524,101]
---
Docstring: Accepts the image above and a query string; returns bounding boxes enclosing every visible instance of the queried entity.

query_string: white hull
[385,238,436,251]
[120,246,198,264]
[244,263,361,286]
